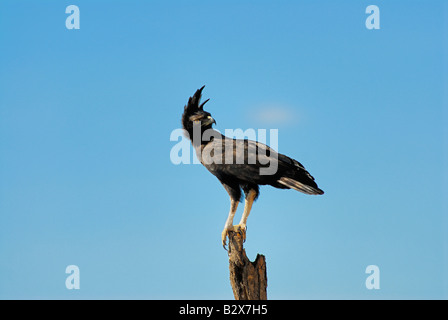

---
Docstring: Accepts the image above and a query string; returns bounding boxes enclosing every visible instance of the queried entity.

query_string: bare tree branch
[227,230,267,300]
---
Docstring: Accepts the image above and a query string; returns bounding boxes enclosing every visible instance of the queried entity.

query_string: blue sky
[0,0,447,299]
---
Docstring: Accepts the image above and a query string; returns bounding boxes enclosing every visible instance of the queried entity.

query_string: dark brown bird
[182,86,324,248]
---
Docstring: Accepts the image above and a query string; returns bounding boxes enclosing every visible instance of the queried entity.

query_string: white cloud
[250,103,299,126]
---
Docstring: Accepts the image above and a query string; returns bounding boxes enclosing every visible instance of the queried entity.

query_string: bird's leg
[221,198,239,249]
[234,189,257,243]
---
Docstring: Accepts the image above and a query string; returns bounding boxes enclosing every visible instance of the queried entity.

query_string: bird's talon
[232,224,247,242]
[221,229,230,250]
[222,224,248,249]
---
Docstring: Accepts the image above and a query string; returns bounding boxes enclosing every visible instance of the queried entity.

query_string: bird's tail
[276,155,324,195]
[277,176,324,195]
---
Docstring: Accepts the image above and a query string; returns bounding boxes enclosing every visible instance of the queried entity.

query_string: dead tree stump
[227,230,267,300]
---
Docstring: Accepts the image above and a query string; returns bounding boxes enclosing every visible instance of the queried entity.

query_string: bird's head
[181,86,216,134]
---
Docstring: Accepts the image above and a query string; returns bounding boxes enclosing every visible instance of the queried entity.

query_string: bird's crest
[184,85,209,114]
[182,85,210,130]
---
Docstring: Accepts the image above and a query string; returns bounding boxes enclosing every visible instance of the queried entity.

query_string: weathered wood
[227,230,267,300]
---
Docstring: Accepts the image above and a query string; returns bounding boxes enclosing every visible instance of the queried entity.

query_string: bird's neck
[185,124,215,147]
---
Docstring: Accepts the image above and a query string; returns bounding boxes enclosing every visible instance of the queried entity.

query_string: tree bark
[227,230,267,300]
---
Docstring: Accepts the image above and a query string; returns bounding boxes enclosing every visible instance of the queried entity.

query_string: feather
[277,177,324,195]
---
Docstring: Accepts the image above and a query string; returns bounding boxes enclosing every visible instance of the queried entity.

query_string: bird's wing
[201,138,266,181]
[201,137,323,194]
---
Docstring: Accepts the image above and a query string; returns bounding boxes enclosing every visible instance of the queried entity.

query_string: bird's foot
[221,224,247,250]
[233,224,247,242]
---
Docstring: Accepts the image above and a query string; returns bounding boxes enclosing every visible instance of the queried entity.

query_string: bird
[181,86,324,249]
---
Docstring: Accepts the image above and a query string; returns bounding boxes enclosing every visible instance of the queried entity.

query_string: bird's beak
[205,116,216,126]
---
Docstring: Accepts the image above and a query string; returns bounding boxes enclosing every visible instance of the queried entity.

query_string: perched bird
[181,86,324,249]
